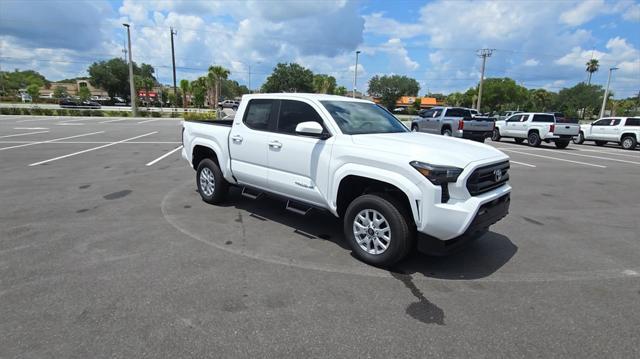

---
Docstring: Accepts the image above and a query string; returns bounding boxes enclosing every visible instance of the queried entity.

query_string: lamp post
[599,67,618,119]
[123,23,137,117]
[353,50,361,98]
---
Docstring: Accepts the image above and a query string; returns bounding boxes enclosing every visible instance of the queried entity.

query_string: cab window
[243,99,275,131]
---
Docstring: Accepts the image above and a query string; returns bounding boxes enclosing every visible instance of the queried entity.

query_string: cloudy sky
[1,0,638,98]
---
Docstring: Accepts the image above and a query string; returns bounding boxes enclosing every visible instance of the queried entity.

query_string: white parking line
[493,143,640,165]
[0,131,104,151]
[15,117,57,123]
[57,123,84,126]
[500,149,607,168]
[138,119,161,124]
[0,141,181,144]
[145,145,184,166]
[510,160,536,168]
[13,127,48,130]
[574,147,640,157]
[29,132,158,166]
[100,118,129,124]
[0,130,49,138]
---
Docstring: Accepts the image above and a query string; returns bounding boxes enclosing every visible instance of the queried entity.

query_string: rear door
[266,99,334,206]
[604,118,622,141]
[228,99,275,189]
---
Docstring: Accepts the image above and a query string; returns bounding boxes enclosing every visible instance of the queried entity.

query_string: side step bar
[241,187,263,200]
[286,200,312,215]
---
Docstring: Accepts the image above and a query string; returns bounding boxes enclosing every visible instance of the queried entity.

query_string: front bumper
[417,193,510,255]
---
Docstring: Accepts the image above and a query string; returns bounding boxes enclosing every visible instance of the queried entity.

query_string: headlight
[410,161,463,185]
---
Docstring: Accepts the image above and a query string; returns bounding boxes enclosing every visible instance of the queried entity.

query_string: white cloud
[363,13,424,39]
[524,59,540,67]
[559,0,605,26]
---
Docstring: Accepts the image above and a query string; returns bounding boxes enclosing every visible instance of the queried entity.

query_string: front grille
[466,161,510,196]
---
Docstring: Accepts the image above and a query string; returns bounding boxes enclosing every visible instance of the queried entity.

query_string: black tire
[595,140,607,146]
[514,138,524,144]
[196,158,229,204]
[621,136,637,150]
[343,193,414,267]
[475,137,485,143]
[528,131,541,147]
[411,125,419,132]
[555,140,570,149]
[232,106,238,111]
[573,131,584,144]
[442,128,452,137]
[491,128,501,142]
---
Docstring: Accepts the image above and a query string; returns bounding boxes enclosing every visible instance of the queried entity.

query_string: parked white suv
[181,93,511,266]
[492,112,580,148]
[573,117,640,150]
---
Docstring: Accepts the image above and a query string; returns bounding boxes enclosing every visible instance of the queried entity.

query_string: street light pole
[353,50,361,98]
[170,27,177,104]
[599,67,618,119]
[123,23,137,117]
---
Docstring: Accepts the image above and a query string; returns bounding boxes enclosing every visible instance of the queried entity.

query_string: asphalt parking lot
[1,115,639,358]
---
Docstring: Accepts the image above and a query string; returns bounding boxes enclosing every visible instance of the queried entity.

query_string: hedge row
[183,112,219,121]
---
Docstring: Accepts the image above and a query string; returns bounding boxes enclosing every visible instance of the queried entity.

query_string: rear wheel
[491,128,501,141]
[595,140,607,146]
[411,125,419,132]
[343,194,414,267]
[555,140,570,149]
[514,138,524,144]
[528,131,542,147]
[573,131,584,144]
[621,136,637,150]
[442,128,452,137]
[196,158,229,204]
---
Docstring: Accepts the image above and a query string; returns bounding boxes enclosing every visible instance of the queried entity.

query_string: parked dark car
[59,99,101,109]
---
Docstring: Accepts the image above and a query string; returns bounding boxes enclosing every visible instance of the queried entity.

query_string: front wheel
[514,138,524,144]
[528,132,542,147]
[196,158,229,204]
[595,141,607,146]
[555,140,570,149]
[491,128,501,142]
[573,132,584,144]
[344,194,414,267]
[411,125,419,132]
[621,136,637,150]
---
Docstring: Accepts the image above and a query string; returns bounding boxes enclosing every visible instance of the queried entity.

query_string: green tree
[88,58,155,100]
[473,78,528,113]
[333,86,348,96]
[0,70,48,96]
[585,58,599,85]
[179,79,190,109]
[207,65,230,109]
[313,74,337,94]
[261,63,314,93]
[367,75,420,110]
[526,88,557,112]
[52,86,69,99]
[26,84,40,102]
[445,92,466,106]
[190,76,207,108]
[221,79,250,99]
[554,83,604,118]
[78,86,91,102]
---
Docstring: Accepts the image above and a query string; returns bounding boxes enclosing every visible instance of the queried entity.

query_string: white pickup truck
[181,93,511,266]
[492,112,580,148]
[573,117,640,150]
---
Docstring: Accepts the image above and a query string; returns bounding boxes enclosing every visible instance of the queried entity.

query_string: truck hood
[351,132,508,169]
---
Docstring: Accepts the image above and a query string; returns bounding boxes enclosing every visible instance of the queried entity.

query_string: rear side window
[243,99,274,130]
[532,114,555,123]
[444,108,471,117]
[276,100,324,134]
[625,118,640,126]
[610,119,621,126]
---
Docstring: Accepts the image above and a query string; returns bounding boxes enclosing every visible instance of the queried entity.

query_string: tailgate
[553,123,580,136]
[463,117,494,132]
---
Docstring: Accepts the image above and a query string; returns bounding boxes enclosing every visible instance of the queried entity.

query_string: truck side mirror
[295,121,325,137]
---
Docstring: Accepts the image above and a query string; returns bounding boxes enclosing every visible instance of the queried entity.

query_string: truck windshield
[320,101,408,135]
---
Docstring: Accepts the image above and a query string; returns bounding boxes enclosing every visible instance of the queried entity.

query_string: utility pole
[248,64,251,93]
[476,48,494,112]
[353,50,361,98]
[123,23,137,117]
[170,27,177,104]
[599,67,618,119]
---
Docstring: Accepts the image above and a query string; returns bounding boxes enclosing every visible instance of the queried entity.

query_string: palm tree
[179,79,190,110]
[207,65,230,109]
[585,58,599,85]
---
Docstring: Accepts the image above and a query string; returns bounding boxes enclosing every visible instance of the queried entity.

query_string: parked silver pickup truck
[411,107,494,142]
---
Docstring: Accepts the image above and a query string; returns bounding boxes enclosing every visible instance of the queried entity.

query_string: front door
[266,99,334,206]
[503,114,522,137]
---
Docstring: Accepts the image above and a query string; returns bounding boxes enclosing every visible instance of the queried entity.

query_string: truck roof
[241,93,372,104]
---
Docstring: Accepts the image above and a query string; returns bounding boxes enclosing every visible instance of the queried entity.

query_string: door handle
[268,141,282,149]
[231,135,243,143]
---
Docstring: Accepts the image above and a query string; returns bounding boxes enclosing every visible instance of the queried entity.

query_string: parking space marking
[100,118,129,124]
[13,127,48,130]
[0,131,104,151]
[0,141,181,145]
[574,147,640,157]
[28,131,158,166]
[493,143,640,166]
[57,123,84,126]
[146,145,184,166]
[0,130,49,138]
[500,149,607,168]
[509,160,536,168]
[138,119,161,124]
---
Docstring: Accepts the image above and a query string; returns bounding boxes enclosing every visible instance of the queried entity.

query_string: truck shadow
[220,188,517,280]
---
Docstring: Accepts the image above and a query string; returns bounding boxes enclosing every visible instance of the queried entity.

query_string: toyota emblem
[493,169,503,182]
